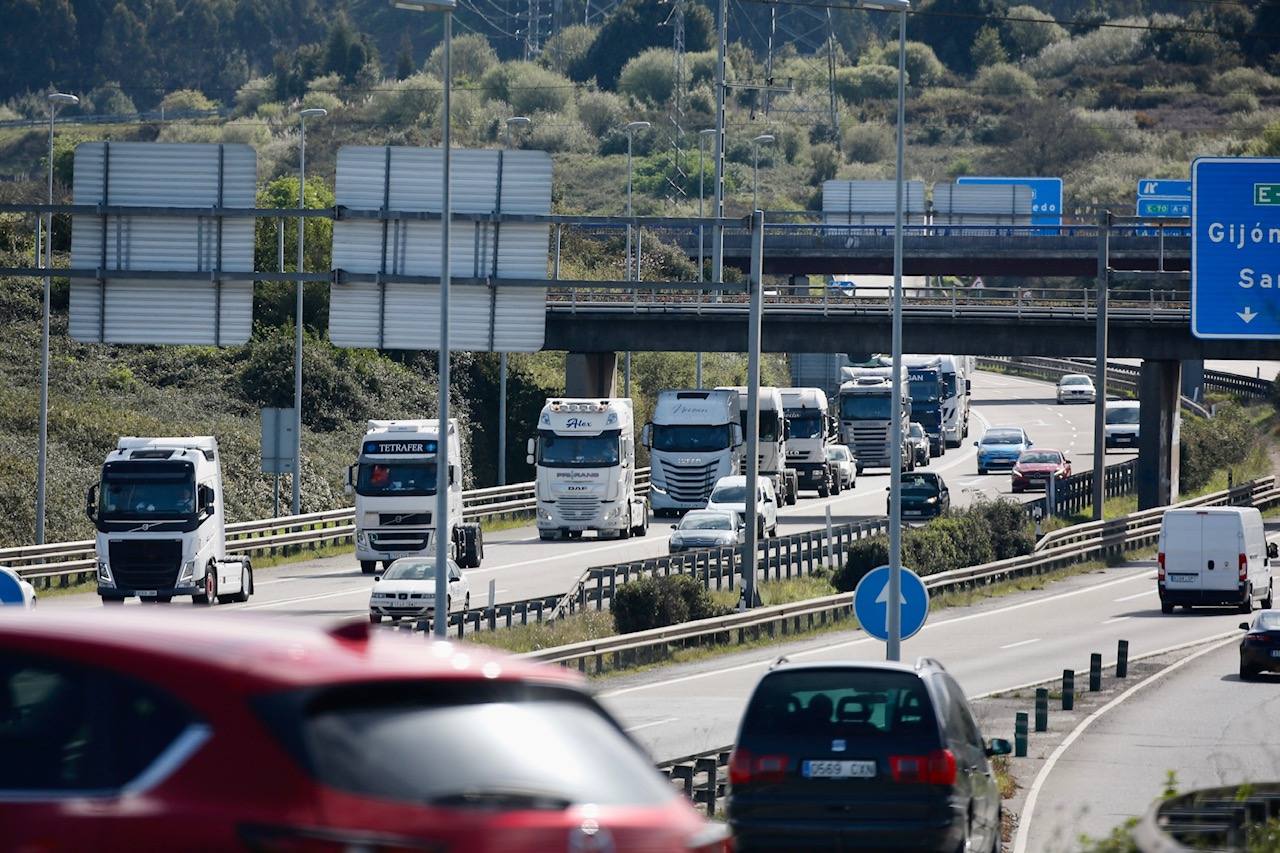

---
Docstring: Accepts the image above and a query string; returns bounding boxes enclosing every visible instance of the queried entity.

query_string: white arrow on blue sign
[1192,157,1280,340]
[853,565,930,642]
[1137,178,1191,199]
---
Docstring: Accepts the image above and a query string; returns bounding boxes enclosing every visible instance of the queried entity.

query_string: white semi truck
[870,354,972,448]
[348,419,482,574]
[87,436,253,605]
[837,367,913,473]
[643,389,745,516]
[530,398,649,540]
[718,386,800,506]
[780,387,838,497]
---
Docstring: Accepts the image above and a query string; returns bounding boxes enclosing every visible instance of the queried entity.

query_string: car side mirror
[374,575,381,582]
[972,441,979,447]
[985,738,1012,757]
[965,379,972,393]
[732,424,745,447]
[670,524,678,530]
[1240,621,1250,630]
[85,484,98,521]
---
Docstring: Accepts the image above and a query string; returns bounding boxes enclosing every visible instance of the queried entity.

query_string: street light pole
[35,91,78,546]
[751,133,774,215]
[624,120,649,398]
[886,4,908,662]
[498,116,530,486]
[697,127,716,388]
[293,107,326,518]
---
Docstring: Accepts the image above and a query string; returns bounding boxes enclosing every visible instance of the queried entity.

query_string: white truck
[780,387,838,497]
[86,436,252,605]
[530,398,649,540]
[837,367,912,473]
[643,389,745,516]
[718,386,800,506]
[872,354,971,447]
[348,419,482,574]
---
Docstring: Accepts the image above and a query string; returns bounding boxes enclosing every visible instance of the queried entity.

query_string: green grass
[708,573,837,610]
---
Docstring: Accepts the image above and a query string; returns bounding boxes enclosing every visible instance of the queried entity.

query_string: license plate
[569,524,590,531]
[803,760,876,779]
[1168,574,1196,583]
[903,510,922,516]
[137,589,158,597]
[1271,650,1280,659]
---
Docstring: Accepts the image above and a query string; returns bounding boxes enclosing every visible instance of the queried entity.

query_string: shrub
[808,143,840,185]
[426,33,498,82]
[1210,67,1280,97]
[833,537,889,593]
[159,89,217,115]
[301,91,343,114]
[1027,20,1146,79]
[619,47,677,105]
[526,116,596,153]
[1224,92,1260,114]
[972,499,1035,561]
[835,65,901,103]
[480,62,573,116]
[687,50,734,88]
[612,574,727,633]
[872,41,945,88]
[232,77,274,117]
[843,123,893,164]
[363,72,442,127]
[576,89,627,137]
[1002,6,1068,59]
[976,64,1038,99]
[86,81,137,117]
[1181,403,1255,491]
[542,25,598,76]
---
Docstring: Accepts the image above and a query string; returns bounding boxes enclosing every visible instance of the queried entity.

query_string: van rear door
[1201,511,1242,594]
[1163,512,1203,593]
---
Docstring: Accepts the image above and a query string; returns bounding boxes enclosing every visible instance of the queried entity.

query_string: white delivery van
[1157,506,1275,614]
[1104,400,1140,451]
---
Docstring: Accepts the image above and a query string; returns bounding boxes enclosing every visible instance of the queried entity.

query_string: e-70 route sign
[1191,157,1280,340]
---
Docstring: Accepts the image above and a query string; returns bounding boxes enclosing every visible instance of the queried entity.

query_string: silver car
[669,509,745,553]
[1056,374,1096,404]
[907,422,930,468]
[825,445,857,491]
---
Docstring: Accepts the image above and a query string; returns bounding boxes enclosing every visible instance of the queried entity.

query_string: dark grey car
[727,659,1010,852]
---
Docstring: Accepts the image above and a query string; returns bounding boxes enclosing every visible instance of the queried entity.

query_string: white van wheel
[1262,581,1273,610]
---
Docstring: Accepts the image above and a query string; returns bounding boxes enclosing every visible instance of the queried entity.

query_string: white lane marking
[999,638,1041,650]
[600,570,1155,698]
[240,587,369,610]
[1103,616,1130,625]
[1012,635,1239,853]
[1114,590,1151,602]
[467,536,670,575]
[625,717,679,732]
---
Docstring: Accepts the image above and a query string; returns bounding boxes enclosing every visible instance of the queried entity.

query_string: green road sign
[1255,183,1280,205]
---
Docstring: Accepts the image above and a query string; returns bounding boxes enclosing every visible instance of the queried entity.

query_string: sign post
[1191,158,1280,339]
[260,407,297,517]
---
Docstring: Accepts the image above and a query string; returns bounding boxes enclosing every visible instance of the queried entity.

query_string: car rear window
[741,669,939,741]
[257,680,675,808]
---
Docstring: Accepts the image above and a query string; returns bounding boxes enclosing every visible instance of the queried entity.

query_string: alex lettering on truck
[86,436,253,605]
[348,419,482,575]
[530,398,649,540]
[643,389,745,516]
[780,387,839,497]
[717,386,800,507]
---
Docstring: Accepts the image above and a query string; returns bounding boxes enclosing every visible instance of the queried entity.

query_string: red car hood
[1014,463,1064,474]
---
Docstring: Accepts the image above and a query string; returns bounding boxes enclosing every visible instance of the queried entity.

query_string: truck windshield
[912,408,942,427]
[908,375,941,402]
[784,412,824,439]
[738,411,779,442]
[357,462,437,497]
[100,462,196,520]
[652,424,732,452]
[538,429,621,467]
[840,395,892,420]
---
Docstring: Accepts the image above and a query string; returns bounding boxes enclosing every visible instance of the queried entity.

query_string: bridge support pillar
[565,352,617,398]
[1180,359,1204,403]
[1137,360,1181,510]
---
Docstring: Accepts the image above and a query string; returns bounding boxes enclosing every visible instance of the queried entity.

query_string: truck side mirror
[782,421,791,440]
[965,379,972,394]
[198,484,215,514]
[345,464,356,496]
[85,484,97,521]
[526,437,536,466]
[732,424,744,447]
[641,424,652,448]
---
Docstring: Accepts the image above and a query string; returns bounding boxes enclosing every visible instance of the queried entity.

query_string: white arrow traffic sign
[876,581,907,606]
[1239,307,1257,324]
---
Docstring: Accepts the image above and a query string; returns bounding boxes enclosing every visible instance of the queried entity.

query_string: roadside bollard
[1034,688,1048,732]
[1090,653,1102,692]
[1062,669,1075,711]
[1116,639,1129,678]
[1014,712,1028,757]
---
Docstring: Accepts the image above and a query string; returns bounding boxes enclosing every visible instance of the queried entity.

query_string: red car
[1011,448,1071,493]
[0,610,730,853]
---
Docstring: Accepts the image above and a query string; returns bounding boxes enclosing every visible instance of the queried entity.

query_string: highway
[1022,635,1279,852]
[43,371,1122,621]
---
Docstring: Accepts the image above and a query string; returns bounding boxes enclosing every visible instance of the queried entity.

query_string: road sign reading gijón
[853,565,930,642]
[1191,157,1280,340]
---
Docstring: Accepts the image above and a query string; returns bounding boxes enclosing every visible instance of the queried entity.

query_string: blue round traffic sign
[853,565,930,642]
[0,567,26,606]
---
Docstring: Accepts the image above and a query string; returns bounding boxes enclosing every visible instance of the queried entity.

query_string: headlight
[97,559,114,586]
[538,508,553,521]
[356,532,368,546]
[178,559,196,583]
[924,496,938,505]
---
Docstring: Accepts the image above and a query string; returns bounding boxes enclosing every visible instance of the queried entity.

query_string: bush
[232,77,273,117]
[426,33,498,82]
[619,47,676,105]
[526,116,596,153]
[972,499,1035,561]
[542,25,598,76]
[1223,92,1260,114]
[833,537,889,593]
[873,41,945,88]
[843,123,893,164]
[1002,6,1068,59]
[612,574,727,633]
[363,72,442,127]
[86,81,136,117]
[976,64,1038,99]
[1210,67,1280,97]
[687,50,734,88]
[1181,403,1256,491]
[1027,20,1146,79]
[809,143,840,185]
[835,65,901,104]
[480,62,573,116]
[159,89,217,115]
[301,91,343,114]
[576,89,627,137]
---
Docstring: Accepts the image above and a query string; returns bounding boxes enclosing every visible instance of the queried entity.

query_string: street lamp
[498,115,530,486]
[697,127,716,388]
[292,107,326,518]
[393,0,457,639]
[623,120,649,399]
[750,133,775,214]
[34,91,78,545]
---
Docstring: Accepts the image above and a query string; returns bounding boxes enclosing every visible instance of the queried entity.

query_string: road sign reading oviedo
[1191,157,1280,340]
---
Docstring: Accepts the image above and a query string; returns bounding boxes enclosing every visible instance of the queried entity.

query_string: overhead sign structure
[853,564,930,642]
[260,407,297,475]
[69,142,257,345]
[1136,177,1190,236]
[956,176,1062,231]
[329,146,552,352]
[1192,157,1280,339]
[1138,178,1191,199]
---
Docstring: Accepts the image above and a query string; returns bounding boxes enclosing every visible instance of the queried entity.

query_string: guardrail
[1022,458,1139,520]
[7,470,649,589]
[978,356,1211,418]
[1134,783,1280,851]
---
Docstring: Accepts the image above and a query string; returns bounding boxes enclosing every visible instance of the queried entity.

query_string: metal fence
[1022,459,1139,519]
[978,356,1211,418]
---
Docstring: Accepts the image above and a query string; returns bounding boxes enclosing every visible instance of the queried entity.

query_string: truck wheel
[369,614,382,624]
[539,530,557,541]
[361,560,378,575]
[632,510,648,538]
[1241,590,1254,614]
[230,563,252,603]
[196,566,217,606]
[818,479,830,498]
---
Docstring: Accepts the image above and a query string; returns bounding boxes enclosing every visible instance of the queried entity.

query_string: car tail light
[889,749,957,785]
[728,747,789,785]
[1240,553,1249,581]
[239,824,441,853]
[1157,553,1166,582]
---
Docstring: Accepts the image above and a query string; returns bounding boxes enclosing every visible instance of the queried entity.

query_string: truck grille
[851,425,890,463]
[378,512,431,526]
[558,495,601,522]
[369,533,430,551]
[661,461,719,503]
[107,539,182,589]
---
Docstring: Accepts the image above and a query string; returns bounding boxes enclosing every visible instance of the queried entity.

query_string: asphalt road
[1024,636,1280,852]
[44,371,1127,621]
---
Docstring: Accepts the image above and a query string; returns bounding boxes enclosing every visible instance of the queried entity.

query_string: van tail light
[889,749,957,785]
[1157,553,1166,582]
[728,747,789,785]
[1240,553,1249,582]
[239,824,440,853]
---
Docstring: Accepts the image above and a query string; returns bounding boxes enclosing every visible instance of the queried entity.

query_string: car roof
[1019,448,1062,455]
[0,610,582,693]
[1105,399,1139,408]
[765,659,937,678]
[1060,374,1092,381]
[985,426,1024,436]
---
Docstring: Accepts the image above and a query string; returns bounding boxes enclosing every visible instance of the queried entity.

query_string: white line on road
[999,638,1042,650]
[625,717,679,732]
[1114,590,1151,602]
[1103,616,1131,624]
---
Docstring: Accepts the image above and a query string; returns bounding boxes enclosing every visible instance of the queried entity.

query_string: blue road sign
[853,565,929,642]
[0,567,25,606]
[1192,157,1280,340]
[1137,178,1191,199]
[957,176,1062,230]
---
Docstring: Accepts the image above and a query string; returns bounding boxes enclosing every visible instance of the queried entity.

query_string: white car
[1056,374,1096,404]
[1104,400,1140,451]
[669,509,745,554]
[0,566,36,609]
[706,475,779,538]
[368,557,470,624]
[825,444,857,491]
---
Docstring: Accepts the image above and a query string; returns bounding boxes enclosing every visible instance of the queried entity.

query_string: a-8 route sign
[1192,158,1280,339]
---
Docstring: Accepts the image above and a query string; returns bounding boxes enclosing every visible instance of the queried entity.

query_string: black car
[889,472,951,521]
[1239,611,1280,679]
[728,659,1011,852]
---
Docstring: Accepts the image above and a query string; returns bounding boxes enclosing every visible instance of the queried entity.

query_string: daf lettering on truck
[643,389,745,516]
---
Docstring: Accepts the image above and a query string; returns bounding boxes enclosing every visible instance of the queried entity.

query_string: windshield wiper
[425,787,573,810]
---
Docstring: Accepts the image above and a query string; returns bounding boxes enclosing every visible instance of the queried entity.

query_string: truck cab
[780,387,838,497]
[904,359,947,457]
[530,398,649,540]
[348,420,482,574]
[643,389,745,516]
[718,386,800,507]
[86,436,251,605]
[837,368,912,473]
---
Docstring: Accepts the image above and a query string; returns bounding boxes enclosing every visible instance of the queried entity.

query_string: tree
[1001,5,1067,59]
[985,99,1101,176]
[910,0,1008,76]
[569,0,711,89]
[618,48,677,105]
[970,25,1008,70]
[874,41,945,88]
[396,33,415,80]
[426,33,498,82]
[253,176,335,334]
